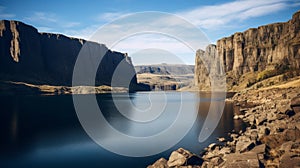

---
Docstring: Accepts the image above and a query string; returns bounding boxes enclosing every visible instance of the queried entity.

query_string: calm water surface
[0,92,245,168]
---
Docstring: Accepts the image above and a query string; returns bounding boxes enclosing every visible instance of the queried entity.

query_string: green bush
[257,70,277,81]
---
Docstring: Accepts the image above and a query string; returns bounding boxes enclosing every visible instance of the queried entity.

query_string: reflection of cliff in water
[0,95,86,156]
[186,92,245,152]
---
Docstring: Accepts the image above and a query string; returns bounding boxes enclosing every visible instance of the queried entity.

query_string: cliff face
[195,10,300,91]
[0,20,142,90]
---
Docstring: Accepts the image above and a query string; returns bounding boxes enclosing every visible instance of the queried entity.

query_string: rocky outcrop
[0,20,148,91]
[195,10,300,91]
[194,44,225,90]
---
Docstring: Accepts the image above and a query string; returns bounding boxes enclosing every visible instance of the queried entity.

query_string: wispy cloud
[96,12,127,22]
[62,22,81,28]
[0,6,15,19]
[23,0,299,65]
[63,24,100,39]
[24,12,81,34]
[177,0,300,29]
[25,12,57,23]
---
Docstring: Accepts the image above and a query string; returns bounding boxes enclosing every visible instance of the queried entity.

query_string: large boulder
[147,158,168,168]
[167,148,203,167]
[291,96,300,113]
[222,152,260,168]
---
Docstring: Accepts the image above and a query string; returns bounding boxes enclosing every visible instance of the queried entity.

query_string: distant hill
[134,64,195,91]
[135,64,194,75]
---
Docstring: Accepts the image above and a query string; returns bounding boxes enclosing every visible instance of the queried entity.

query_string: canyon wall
[0,20,146,91]
[195,10,300,91]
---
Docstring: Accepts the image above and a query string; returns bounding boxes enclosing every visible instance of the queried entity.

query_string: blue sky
[0,0,299,64]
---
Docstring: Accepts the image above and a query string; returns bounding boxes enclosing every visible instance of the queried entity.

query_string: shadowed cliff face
[195,10,300,91]
[0,20,141,90]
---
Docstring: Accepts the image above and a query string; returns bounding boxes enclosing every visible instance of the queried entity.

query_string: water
[0,92,245,168]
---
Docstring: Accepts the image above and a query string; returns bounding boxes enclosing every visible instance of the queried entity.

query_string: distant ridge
[135,64,194,75]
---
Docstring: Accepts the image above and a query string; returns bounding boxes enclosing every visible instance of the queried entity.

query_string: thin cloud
[63,24,100,39]
[39,0,300,65]
[0,6,15,19]
[96,12,127,22]
[24,11,82,36]
[25,12,57,23]
[177,0,300,29]
[62,22,81,28]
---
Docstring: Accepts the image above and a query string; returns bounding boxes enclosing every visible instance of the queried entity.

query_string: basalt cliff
[0,20,148,92]
[195,10,300,91]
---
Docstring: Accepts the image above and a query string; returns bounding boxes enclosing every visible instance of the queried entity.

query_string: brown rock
[250,144,266,154]
[147,158,168,168]
[291,96,300,113]
[279,152,300,168]
[222,152,260,168]
[236,140,255,153]
[209,157,224,167]
[284,128,300,141]
[167,148,203,167]
[167,151,187,167]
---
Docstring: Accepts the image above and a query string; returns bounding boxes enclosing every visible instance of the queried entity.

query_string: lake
[0,92,245,168]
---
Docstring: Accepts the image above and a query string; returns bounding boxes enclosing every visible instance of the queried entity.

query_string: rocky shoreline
[0,81,128,95]
[148,86,300,168]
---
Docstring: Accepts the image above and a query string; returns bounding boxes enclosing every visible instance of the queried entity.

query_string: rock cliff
[0,20,147,91]
[195,10,300,91]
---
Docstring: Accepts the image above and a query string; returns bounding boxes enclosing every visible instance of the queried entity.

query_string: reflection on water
[0,92,245,168]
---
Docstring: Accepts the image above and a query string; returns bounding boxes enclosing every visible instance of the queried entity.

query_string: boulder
[284,128,300,141]
[236,140,255,153]
[209,157,224,167]
[147,158,168,168]
[208,143,217,150]
[167,151,187,167]
[218,137,226,142]
[255,115,267,125]
[222,152,260,168]
[279,141,294,153]
[291,96,300,113]
[167,148,203,167]
[279,152,300,168]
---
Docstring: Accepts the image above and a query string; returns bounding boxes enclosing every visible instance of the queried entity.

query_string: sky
[0,0,299,65]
